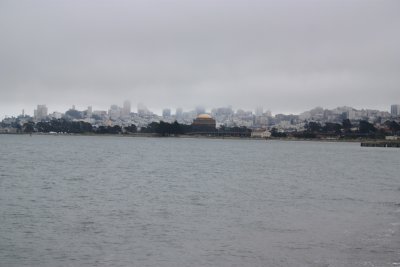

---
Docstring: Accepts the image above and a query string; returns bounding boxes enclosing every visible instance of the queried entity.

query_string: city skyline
[1,99,399,119]
[2,101,399,136]
[1,0,399,118]
[2,102,400,119]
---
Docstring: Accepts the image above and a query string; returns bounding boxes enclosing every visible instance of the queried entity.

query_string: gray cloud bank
[0,0,399,116]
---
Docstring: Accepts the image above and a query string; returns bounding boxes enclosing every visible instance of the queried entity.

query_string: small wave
[378,201,400,207]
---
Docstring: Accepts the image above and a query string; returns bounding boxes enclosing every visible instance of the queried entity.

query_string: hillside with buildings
[1,103,400,139]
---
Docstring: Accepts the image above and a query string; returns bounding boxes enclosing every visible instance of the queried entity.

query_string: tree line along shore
[1,118,400,141]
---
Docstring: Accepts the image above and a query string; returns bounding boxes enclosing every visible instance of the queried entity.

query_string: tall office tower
[162,108,171,118]
[176,108,183,119]
[34,105,48,120]
[109,104,122,120]
[87,106,93,117]
[255,107,263,117]
[346,109,356,120]
[391,104,400,116]
[122,100,131,116]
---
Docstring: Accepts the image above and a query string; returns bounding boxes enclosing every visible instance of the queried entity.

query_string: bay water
[0,135,399,266]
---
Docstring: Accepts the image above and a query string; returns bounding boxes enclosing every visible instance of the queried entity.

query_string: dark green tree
[171,121,184,135]
[23,121,35,133]
[359,120,376,134]
[385,120,400,134]
[342,119,352,132]
[270,127,287,138]
[124,124,137,133]
[323,122,342,134]
[305,121,322,133]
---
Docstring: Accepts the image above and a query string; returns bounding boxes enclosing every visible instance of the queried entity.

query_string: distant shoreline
[4,132,400,147]
[0,132,369,143]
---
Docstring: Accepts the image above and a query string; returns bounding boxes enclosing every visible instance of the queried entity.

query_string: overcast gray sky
[1,0,399,117]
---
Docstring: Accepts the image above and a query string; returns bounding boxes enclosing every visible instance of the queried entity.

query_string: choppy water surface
[0,135,399,267]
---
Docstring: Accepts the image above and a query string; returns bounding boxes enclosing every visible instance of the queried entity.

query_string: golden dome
[197,114,212,119]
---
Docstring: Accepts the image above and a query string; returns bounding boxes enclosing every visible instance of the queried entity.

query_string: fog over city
[1,0,399,117]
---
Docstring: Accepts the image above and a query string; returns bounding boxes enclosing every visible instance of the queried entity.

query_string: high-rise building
[255,107,263,117]
[254,115,269,127]
[109,105,121,120]
[162,108,171,118]
[175,108,183,121]
[122,100,131,116]
[391,104,400,116]
[346,109,356,120]
[34,105,48,120]
[87,106,93,117]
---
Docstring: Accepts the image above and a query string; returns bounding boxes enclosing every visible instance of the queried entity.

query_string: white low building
[251,130,271,138]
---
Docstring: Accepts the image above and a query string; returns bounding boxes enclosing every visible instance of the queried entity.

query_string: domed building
[191,114,216,132]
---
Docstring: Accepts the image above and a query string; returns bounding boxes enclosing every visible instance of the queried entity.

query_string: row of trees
[19,118,400,139]
[271,119,400,139]
[36,119,93,133]
[140,121,186,136]
[139,121,252,136]
[20,119,197,136]
[21,119,253,137]
[23,119,126,134]
[306,120,400,135]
